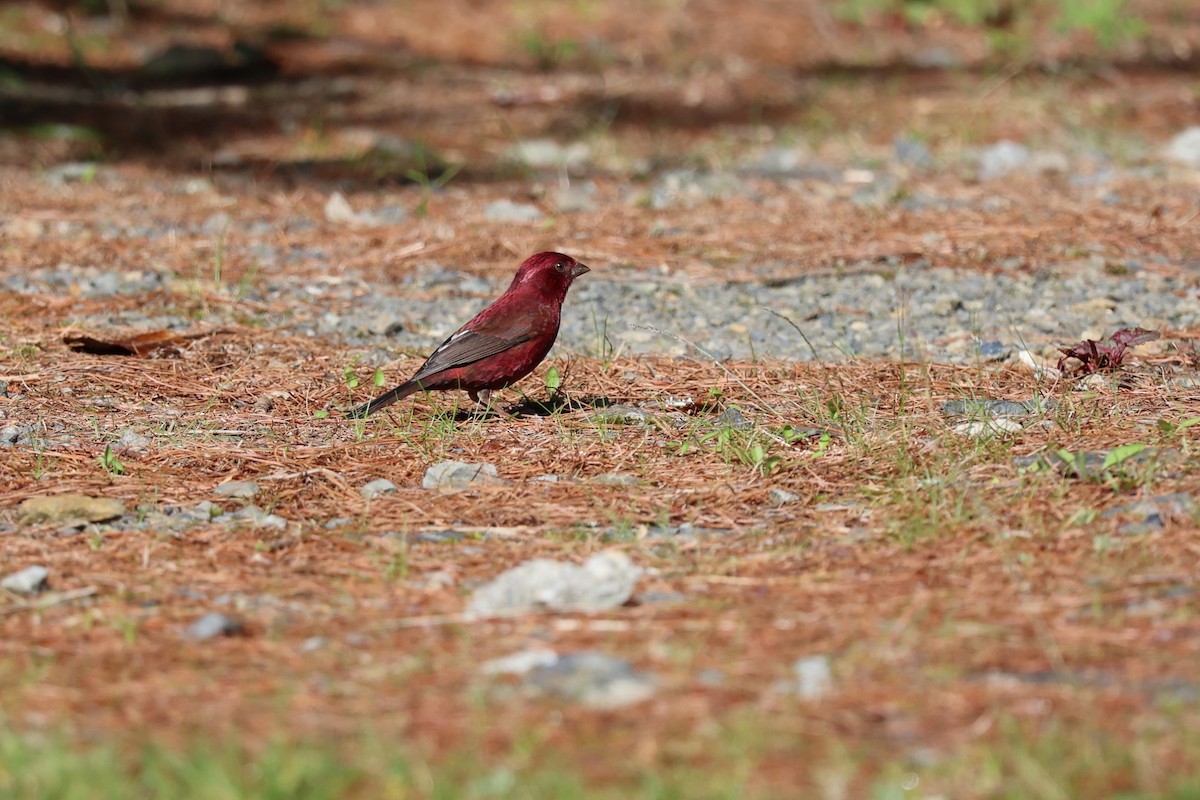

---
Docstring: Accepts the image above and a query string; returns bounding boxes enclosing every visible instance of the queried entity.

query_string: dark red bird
[348,251,589,417]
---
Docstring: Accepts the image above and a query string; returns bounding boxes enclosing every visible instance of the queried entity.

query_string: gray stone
[952,418,1024,437]
[229,505,287,530]
[483,200,543,223]
[215,480,259,498]
[591,472,638,487]
[717,406,752,430]
[1165,126,1200,168]
[0,425,33,447]
[1,566,49,594]
[467,550,642,618]
[978,340,1011,361]
[507,139,591,170]
[1102,493,1195,531]
[941,399,1051,417]
[115,429,152,453]
[769,488,800,505]
[978,140,1030,180]
[423,460,501,490]
[185,612,245,641]
[480,647,559,676]
[586,405,650,425]
[360,478,399,499]
[525,652,656,709]
[773,655,833,700]
[894,136,933,168]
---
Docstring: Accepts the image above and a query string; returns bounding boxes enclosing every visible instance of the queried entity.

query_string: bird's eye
[554,262,566,272]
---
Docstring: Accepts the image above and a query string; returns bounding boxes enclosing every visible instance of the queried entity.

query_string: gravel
[1,566,50,594]
[339,259,1199,367]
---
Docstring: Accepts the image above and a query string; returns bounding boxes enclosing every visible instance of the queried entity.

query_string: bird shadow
[452,394,614,421]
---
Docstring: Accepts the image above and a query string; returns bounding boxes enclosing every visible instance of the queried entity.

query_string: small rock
[553,183,597,213]
[185,612,245,641]
[300,636,326,652]
[230,505,287,530]
[1102,493,1195,531]
[45,162,100,185]
[480,647,560,676]
[0,424,34,447]
[717,406,752,430]
[525,651,656,709]
[790,655,834,700]
[115,429,152,453]
[769,488,800,505]
[483,200,543,223]
[591,472,638,487]
[952,418,1024,437]
[18,494,125,526]
[1164,126,1200,168]
[507,139,591,170]
[586,405,650,425]
[215,480,259,498]
[423,460,502,490]
[324,191,374,226]
[978,341,1011,361]
[361,478,399,499]
[467,550,642,618]
[188,500,223,521]
[978,140,1030,180]
[635,590,686,605]
[1,566,50,594]
[940,399,1051,417]
[893,136,933,168]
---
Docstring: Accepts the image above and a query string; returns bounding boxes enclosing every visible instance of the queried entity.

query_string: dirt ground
[2,1,1200,796]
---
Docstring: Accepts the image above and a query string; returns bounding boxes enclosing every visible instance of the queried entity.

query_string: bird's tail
[345,380,421,418]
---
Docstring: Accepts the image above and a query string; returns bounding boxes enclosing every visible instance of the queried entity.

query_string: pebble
[591,472,638,487]
[115,429,152,453]
[769,488,800,505]
[1102,493,1195,535]
[360,478,399,499]
[423,460,502,490]
[1,425,34,447]
[717,407,752,430]
[952,418,1024,438]
[230,505,288,530]
[524,652,656,710]
[507,139,591,170]
[185,612,246,641]
[215,480,259,498]
[480,647,560,676]
[941,399,1051,417]
[978,140,1030,180]
[483,200,543,223]
[1164,126,1200,168]
[792,655,834,700]
[466,550,642,618]
[18,494,125,526]
[1,566,50,594]
[586,405,650,425]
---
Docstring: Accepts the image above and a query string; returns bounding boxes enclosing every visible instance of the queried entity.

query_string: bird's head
[510,251,590,298]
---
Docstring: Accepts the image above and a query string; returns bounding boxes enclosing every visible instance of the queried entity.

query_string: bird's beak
[571,262,591,279]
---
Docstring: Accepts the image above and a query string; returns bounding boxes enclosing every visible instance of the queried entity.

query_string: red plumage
[348,251,589,417]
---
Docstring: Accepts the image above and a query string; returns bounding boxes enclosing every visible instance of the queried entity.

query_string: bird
[347,251,590,417]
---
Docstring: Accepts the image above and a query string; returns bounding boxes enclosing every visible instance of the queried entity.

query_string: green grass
[3,711,1200,800]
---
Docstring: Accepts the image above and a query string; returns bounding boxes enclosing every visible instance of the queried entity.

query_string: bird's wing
[410,325,535,383]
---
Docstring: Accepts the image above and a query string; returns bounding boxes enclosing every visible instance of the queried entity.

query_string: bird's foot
[469,389,492,406]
